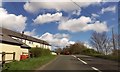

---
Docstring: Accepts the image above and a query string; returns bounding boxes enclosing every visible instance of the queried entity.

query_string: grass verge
[85,54,120,62]
[2,55,56,72]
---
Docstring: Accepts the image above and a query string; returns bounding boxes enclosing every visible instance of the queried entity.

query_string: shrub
[30,48,51,58]
[82,48,101,55]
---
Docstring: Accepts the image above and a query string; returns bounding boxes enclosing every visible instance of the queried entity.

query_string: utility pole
[112,27,116,50]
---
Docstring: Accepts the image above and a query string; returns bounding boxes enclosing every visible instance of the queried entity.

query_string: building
[0,34,30,61]
[1,27,51,50]
[0,27,51,61]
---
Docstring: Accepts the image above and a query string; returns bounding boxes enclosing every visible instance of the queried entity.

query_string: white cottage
[0,27,52,61]
[0,34,30,61]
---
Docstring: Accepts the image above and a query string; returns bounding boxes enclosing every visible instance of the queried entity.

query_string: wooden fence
[0,52,15,67]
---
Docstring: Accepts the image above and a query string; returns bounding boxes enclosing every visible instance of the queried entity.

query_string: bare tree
[90,32,112,55]
[114,34,120,50]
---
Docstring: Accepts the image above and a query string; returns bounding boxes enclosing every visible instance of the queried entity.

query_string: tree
[114,34,120,50]
[55,48,62,54]
[90,32,112,55]
[69,42,87,54]
[62,47,70,55]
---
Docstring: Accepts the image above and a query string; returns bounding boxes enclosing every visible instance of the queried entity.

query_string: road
[37,55,119,72]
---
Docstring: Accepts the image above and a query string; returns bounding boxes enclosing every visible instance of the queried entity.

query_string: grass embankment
[2,55,56,72]
[81,49,120,62]
[89,54,120,62]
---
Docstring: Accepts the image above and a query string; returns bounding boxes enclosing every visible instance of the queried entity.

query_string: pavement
[36,55,120,72]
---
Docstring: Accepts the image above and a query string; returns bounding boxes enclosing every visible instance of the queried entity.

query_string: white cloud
[83,41,92,48]
[25,0,102,2]
[101,6,116,14]
[69,41,75,45]
[58,16,91,32]
[24,1,101,13]
[0,1,2,7]
[54,33,70,39]
[33,12,62,24]
[72,9,81,16]
[39,32,75,48]
[58,16,108,33]
[91,13,99,18]
[83,21,108,33]
[24,29,36,36]
[0,8,27,32]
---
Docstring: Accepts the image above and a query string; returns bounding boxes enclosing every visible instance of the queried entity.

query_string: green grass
[2,55,56,72]
[85,54,120,62]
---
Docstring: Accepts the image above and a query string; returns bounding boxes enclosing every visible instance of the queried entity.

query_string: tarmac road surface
[36,55,119,72]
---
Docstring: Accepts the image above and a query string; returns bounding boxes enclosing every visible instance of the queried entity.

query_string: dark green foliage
[55,48,62,55]
[62,42,88,55]
[82,49,101,55]
[30,48,51,58]
[2,55,56,72]
[69,42,87,54]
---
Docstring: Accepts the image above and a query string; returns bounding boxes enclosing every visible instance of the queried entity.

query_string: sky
[0,0,119,49]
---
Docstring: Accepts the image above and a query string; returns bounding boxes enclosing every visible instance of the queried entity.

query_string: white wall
[0,43,2,62]
[48,46,52,50]
[12,37,51,50]
[21,48,29,55]
[0,43,22,61]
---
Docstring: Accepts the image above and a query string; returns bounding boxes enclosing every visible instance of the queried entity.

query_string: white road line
[72,55,76,58]
[77,58,87,64]
[92,67,102,72]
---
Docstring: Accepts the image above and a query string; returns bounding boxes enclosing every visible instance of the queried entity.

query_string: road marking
[92,67,102,72]
[72,55,76,58]
[77,58,87,64]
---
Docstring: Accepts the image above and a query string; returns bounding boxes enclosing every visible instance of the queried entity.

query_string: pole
[112,28,116,50]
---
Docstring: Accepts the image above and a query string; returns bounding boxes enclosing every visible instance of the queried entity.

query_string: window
[29,41,31,44]
[29,41,33,44]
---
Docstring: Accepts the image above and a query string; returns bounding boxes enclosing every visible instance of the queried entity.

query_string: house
[0,33,30,61]
[1,27,51,50]
[0,27,51,61]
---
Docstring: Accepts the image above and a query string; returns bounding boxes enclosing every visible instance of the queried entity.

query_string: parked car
[65,51,70,55]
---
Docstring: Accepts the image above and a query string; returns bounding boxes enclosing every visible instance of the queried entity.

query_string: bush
[2,55,56,71]
[81,48,101,55]
[30,48,51,58]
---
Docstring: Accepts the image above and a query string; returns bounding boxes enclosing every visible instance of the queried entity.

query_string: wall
[48,46,52,50]
[0,43,22,61]
[21,48,29,55]
[12,37,51,50]
[0,43,2,61]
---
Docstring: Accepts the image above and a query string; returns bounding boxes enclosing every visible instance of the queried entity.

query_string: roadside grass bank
[2,55,56,72]
[79,49,120,62]
[2,48,57,72]
[88,54,120,62]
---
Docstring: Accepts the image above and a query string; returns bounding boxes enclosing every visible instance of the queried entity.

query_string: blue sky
[1,1,119,48]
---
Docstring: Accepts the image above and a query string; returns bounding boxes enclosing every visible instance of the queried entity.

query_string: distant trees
[55,42,100,55]
[68,42,87,54]
[90,32,112,55]
[55,48,62,55]
[60,42,90,55]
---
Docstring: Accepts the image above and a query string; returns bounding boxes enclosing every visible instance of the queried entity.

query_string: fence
[0,52,15,67]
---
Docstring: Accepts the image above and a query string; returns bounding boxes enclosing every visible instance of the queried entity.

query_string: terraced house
[0,27,51,61]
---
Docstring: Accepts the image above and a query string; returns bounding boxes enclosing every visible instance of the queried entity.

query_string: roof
[0,27,51,46]
[0,34,22,45]
[21,44,31,49]
[0,34,31,49]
